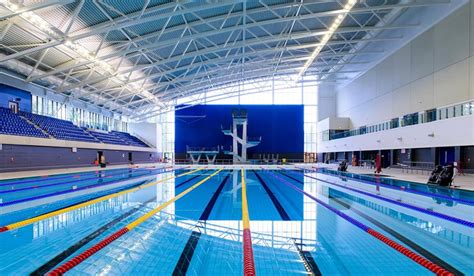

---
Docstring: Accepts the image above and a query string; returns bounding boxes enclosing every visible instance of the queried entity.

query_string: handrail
[172,158,307,165]
[323,99,474,141]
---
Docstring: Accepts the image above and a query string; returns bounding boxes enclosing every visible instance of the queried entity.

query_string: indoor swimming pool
[0,167,472,275]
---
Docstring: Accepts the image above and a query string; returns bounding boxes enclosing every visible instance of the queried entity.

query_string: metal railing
[171,158,306,165]
[399,161,435,174]
[323,100,474,141]
[186,146,219,152]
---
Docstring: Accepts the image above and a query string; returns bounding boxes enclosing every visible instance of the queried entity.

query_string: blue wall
[0,84,32,112]
[175,105,304,158]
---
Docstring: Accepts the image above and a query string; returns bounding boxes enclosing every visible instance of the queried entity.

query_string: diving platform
[221,108,261,163]
[186,146,219,164]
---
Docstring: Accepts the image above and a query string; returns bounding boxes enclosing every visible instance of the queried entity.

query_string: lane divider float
[0,165,156,187]
[241,169,256,276]
[0,166,178,207]
[307,166,474,206]
[47,168,222,276]
[0,167,200,233]
[270,172,454,276]
[0,167,168,194]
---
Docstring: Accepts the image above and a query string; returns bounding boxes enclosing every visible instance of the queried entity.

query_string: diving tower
[222,109,261,163]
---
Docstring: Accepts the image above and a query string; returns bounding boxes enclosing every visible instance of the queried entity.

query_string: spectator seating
[0,107,48,138]
[1,108,149,147]
[112,131,149,147]
[20,112,98,143]
[86,129,129,146]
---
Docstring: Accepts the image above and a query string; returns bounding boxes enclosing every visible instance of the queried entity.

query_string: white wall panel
[376,56,394,96]
[317,115,474,153]
[470,56,474,98]
[434,59,470,106]
[471,0,474,55]
[391,84,411,117]
[392,45,412,89]
[129,122,158,149]
[411,29,435,80]
[434,6,470,70]
[361,70,377,105]
[410,74,434,112]
[333,3,473,129]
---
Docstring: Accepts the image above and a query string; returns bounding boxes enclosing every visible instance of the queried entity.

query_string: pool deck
[1,162,472,192]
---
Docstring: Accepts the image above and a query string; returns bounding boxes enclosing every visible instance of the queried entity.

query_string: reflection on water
[1,169,473,275]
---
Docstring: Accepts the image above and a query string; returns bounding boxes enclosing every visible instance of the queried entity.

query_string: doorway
[381,150,391,168]
[8,101,18,113]
[437,147,454,166]
[128,152,133,163]
[97,151,103,165]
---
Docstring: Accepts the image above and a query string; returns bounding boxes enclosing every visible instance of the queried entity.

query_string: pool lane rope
[285,168,473,228]
[0,166,177,207]
[0,166,164,194]
[309,166,474,206]
[241,169,256,276]
[269,172,454,276]
[0,167,200,233]
[47,168,223,276]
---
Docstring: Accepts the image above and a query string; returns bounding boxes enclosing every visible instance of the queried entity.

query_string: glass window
[274,86,302,105]
[240,90,273,104]
[303,85,318,105]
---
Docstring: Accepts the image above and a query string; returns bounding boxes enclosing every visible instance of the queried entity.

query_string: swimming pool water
[0,167,472,275]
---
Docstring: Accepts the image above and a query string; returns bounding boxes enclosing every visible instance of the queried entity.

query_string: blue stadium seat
[0,107,48,138]
[0,108,148,147]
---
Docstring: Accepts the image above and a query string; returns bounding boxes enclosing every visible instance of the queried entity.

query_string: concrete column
[454,146,461,162]
[430,147,437,165]
[389,149,394,166]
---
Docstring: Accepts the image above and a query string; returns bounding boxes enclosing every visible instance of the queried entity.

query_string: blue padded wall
[175,105,304,158]
[0,84,32,112]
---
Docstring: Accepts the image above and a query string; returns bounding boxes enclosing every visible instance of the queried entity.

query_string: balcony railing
[322,100,474,141]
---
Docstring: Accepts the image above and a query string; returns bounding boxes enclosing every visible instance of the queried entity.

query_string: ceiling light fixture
[296,0,357,81]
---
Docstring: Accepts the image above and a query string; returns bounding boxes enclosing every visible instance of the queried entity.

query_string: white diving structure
[222,109,261,163]
[186,146,219,164]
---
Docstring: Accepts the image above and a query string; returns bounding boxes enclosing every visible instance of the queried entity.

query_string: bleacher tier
[86,130,129,146]
[0,107,48,138]
[0,108,149,147]
[112,131,148,147]
[20,112,98,143]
